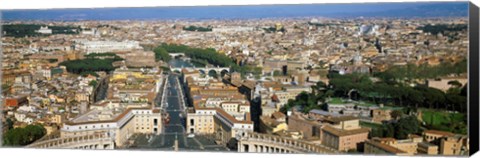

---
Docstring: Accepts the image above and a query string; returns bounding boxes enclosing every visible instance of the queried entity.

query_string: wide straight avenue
[128,74,228,151]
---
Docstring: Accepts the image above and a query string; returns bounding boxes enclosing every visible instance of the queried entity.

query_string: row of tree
[183,25,212,32]
[2,24,80,37]
[3,125,46,146]
[374,59,467,83]
[417,24,467,35]
[280,59,467,114]
[157,43,236,67]
[307,22,338,27]
[59,58,117,75]
[328,72,468,113]
[369,115,422,139]
[153,47,171,62]
[263,27,285,33]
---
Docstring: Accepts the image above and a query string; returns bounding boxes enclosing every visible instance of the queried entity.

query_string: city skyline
[1,2,468,21]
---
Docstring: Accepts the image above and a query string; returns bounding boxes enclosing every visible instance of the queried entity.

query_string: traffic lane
[168,86,178,95]
[164,124,184,133]
[161,133,187,148]
[166,97,180,110]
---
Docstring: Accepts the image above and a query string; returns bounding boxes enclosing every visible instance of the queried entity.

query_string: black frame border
[469,1,479,156]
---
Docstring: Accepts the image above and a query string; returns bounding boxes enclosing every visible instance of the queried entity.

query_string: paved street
[129,74,229,152]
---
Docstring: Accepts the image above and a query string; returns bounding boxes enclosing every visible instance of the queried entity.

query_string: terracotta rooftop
[325,115,359,123]
[365,140,408,154]
[423,130,455,137]
[373,137,397,143]
[322,125,369,137]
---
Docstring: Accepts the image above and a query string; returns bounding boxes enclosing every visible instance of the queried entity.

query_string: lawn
[357,101,377,107]
[328,97,347,104]
[421,108,467,134]
[360,121,383,130]
[379,106,403,111]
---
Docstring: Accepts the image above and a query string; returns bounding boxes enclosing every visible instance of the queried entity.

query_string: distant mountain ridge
[339,2,469,18]
[1,2,468,21]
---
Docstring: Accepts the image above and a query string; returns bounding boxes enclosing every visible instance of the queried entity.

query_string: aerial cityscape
[0,2,470,156]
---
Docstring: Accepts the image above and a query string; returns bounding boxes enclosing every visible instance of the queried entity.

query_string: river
[169,59,219,77]
[169,59,194,68]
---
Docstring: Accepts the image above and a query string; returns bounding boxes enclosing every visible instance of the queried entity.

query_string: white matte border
[0,0,476,158]
[0,0,474,10]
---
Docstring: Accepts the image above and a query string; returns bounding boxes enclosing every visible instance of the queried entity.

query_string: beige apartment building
[369,136,422,155]
[423,130,455,142]
[320,116,370,152]
[371,109,392,123]
[287,113,322,140]
[61,102,163,147]
[365,133,445,156]
[417,142,439,155]
[439,136,469,155]
[364,140,409,155]
[185,75,254,145]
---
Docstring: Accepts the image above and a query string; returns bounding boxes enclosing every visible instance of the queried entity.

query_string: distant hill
[1,2,468,21]
[336,2,468,18]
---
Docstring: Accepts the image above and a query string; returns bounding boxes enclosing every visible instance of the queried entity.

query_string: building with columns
[60,100,163,147]
[185,75,253,145]
[238,132,339,154]
[75,40,142,54]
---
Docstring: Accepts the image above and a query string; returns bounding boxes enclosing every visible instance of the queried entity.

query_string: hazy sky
[1,2,469,21]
